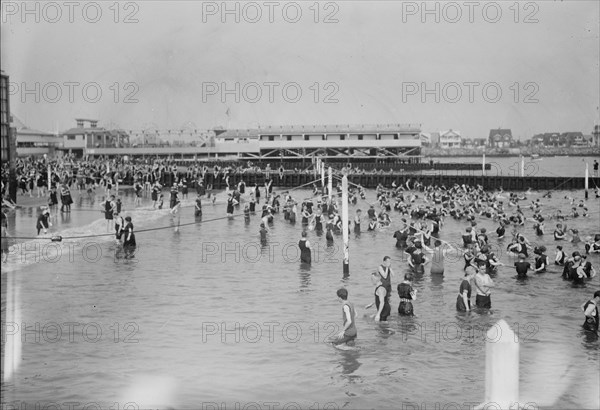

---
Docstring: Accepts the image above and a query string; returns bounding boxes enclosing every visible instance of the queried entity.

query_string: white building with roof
[11,115,62,157]
[439,129,462,148]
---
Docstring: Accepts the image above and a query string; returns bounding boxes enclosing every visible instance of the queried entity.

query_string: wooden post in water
[480,319,519,409]
[328,167,333,201]
[482,153,486,175]
[520,156,525,178]
[47,162,51,194]
[585,162,589,199]
[341,174,349,277]
[320,160,325,193]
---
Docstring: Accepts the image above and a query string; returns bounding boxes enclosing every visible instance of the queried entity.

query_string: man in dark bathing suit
[365,272,391,322]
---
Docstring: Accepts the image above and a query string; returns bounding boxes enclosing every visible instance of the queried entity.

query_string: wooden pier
[158,172,600,192]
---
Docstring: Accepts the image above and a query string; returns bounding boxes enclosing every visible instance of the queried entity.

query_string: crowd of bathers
[1,158,600,336]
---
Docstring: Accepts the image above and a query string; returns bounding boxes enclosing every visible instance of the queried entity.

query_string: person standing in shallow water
[377,256,394,301]
[365,272,391,322]
[397,273,416,316]
[581,290,600,334]
[195,194,202,217]
[259,222,268,244]
[332,288,357,347]
[473,259,494,309]
[122,216,136,259]
[299,231,311,264]
[36,209,51,235]
[514,253,531,279]
[456,266,476,312]
[354,209,362,234]
[425,240,447,275]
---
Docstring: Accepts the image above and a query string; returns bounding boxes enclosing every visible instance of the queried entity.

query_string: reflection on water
[430,273,445,289]
[299,265,312,289]
[1,185,599,408]
[338,350,362,377]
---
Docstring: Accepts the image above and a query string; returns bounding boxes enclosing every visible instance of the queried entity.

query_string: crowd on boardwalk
[1,157,600,347]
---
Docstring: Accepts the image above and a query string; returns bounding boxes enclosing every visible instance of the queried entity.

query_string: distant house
[419,132,431,146]
[530,132,558,147]
[531,134,546,145]
[473,138,487,147]
[489,129,513,148]
[547,133,563,147]
[439,129,461,148]
[561,132,585,147]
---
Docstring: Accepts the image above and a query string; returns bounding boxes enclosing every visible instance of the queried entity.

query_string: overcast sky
[1,0,598,139]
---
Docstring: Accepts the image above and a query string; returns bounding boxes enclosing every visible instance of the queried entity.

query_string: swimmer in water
[114,212,124,244]
[226,192,237,216]
[581,291,600,335]
[331,288,357,347]
[456,266,476,312]
[533,246,548,273]
[555,245,566,265]
[570,229,581,243]
[36,208,51,235]
[299,231,312,264]
[514,253,531,279]
[243,204,250,223]
[259,222,268,244]
[365,271,391,322]
[397,273,416,316]
[554,223,567,240]
[473,262,494,309]
[122,216,136,259]
[195,195,202,217]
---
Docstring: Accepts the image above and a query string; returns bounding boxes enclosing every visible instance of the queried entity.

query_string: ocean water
[1,173,599,409]
[431,156,598,178]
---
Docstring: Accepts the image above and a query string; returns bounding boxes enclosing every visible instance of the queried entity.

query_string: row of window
[221,133,417,142]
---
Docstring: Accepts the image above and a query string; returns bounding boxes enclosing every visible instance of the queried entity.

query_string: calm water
[1,160,599,409]
[430,156,598,178]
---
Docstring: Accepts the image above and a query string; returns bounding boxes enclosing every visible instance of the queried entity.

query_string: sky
[1,0,599,140]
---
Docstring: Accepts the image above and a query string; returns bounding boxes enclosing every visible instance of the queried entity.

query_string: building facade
[530,131,594,147]
[61,119,130,156]
[439,129,461,148]
[1,71,11,162]
[489,129,513,148]
[11,115,62,157]
[1,70,17,201]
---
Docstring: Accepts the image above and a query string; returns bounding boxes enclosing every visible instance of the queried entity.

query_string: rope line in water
[6,211,249,241]
[3,179,325,241]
